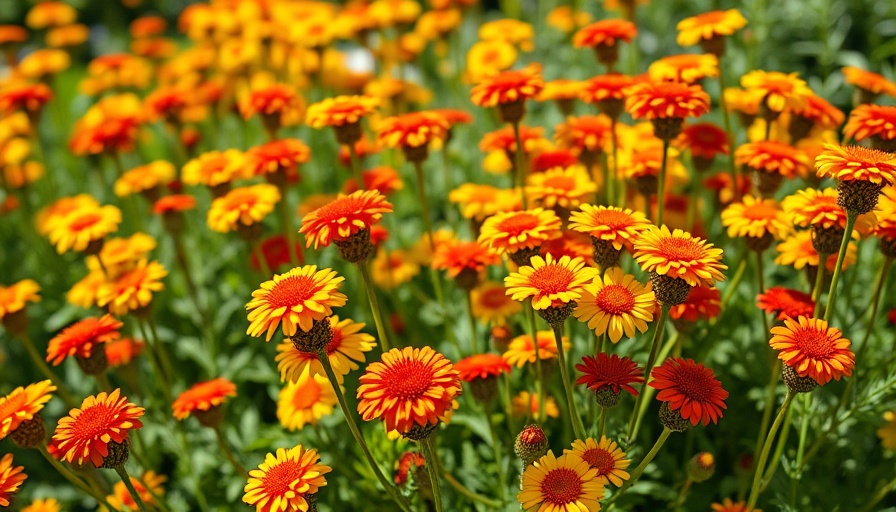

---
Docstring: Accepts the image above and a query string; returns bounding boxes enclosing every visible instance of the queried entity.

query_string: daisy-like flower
[0,81,53,116]
[105,338,144,367]
[454,353,511,402]
[247,139,311,183]
[394,451,426,486]
[96,260,168,316]
[275,316,376,385]
[781,188,846,230]
[538,80,585,115]
[470,280,523,325]
[775,230,856,271]
[843,104,896,150]
[181,149,249,193]
[299,190,393,259]
[720,196,789,249]
[650,358,728,428]
[370,249,420,290]
[816,144,896,214]
[566,437,631,487]
[648,53,719,84]
[47,203,122,254]
[669,284,721,323]
[0,380,55,447]
[0,453,26,507]
[518,451,603,512]
[0,279,40,326]
[573,268,655,343]
[624,81,710,140]
[172,378,237,423]
[554,115,613,161]
[246,266,347,341]
[674,123,729,171]
[238,80,305,135]
[769,316,855,386]
[277,367,337,431]
[575,353,643,407]
[114,161,175,199]
[431,239,501,288]
[757,287,815,321]
[711,498,760,512]
[735,140,809,182]
[790,94,845,138]
[51,389,144,467]
[449,184,522,223]
[356,346,462,435]
[503,331,570,368]
[512,391,561,419]
[676,9,747,55]
[842,66,896,103]
[478,208,562,260]
[46,314,122,367]
[376,111,450,162]
[470,65,544,124]
[525,165,597,211]
[465,40,518,83]
[343,166,404,196]
[573,19,636,68]
[21,498,62,512]
[741,70,812,117]
[106,470,166,511]
[243,445,331,512]
[569,205,651,267]
[207,184,281,234]
[505,253,598,312]
[153,194,197,216]
[579,73,634,118]
[633,225,727,292]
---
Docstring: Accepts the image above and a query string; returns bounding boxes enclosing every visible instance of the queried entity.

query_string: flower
[721,196,789,240]
[734,141,809,179]
[105,338,144,367]
[21,498,62,512]
[676,9,748,47]
[275,316,376,385]
[246,266,347,341]
[0,380,55,440]
[624,81,710,120]
[454,353,511,381]
[579,73,634,107]
[114,161,175,198]
[243,445,330,512]
[343,166,404,196]
[247,139,311,180]
[512,391,561,419]
[649,358,728,426]
[775,230,856,271]
[181,150,248,189]
[538,79,586,104]
[394,451,426,486]
[503,331,570,368]
[633,226,727,287]
[843,104,896,144]
[0,454,26,507]
[0,279,40,322]
[675,123,730,161]
[479,19,534,51]
[525,165,597,211]
[478,208,562,255]
[238,80,305,130]
[816,143,896,185]
[533,149,580,172]
[648,53,719,84]
[568,205,651,251]
[152,194,196,215]
[470,65,544,108]
[573,19,637,48]
[470,280,523,324]
[781,188,847,230]
[370,249,420,290]
[207,184,281,233]
[465,40,518,83]
[566,437,631,487]
[376,111,450,156]
[356,346,462,434]
[769,316,855,385]
[791,94,844,132]
[96,260,167,316]
[106,470,166,511]
[431,239,501,279]
[299,190,393,249]
[306,95,380,129]
[878,412,896,450]
[518,451,603,512]
[757,287,815,321]
[842,67,896,99]
[46,315,122,366]
[51,389,144,467]
[669,285,721,322]
[68,94,143,156]
[277,367,337,431]
[172,378,237,420]
[741,70,812,114]
[575,353,643,396]
[47,203,122,254]
[711,499,759,512]
[0,82,53,116]
[449,184,522,222]
[505,253,598,310]
[554,115,613,156]
[573,268,655,342]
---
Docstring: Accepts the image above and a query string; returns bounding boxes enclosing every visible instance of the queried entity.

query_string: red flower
[575,353,643,396]
[250,235,305,272]
[649,358,728,426]
[454,353,511,382]
[757,287,815,321]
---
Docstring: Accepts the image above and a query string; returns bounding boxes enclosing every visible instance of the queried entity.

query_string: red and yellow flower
[650,358,728,426]
[243,445,330,512]
[50,389,144,467]
[769,316,855,385]
[172,378,237,421]
[505,253,598,310]
[574,268,655,342]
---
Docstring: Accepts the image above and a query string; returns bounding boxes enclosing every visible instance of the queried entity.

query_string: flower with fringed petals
[96,260,168,316]
[573,19,636,69]
[471,65,544,124]
[454,353,511,403]
[503,331,569,368]
[624,81,710,140]
[648,53,719,84]
[569,205,651,268]
[172,378,237,425]
[432,239,500,290]
[207,184,281,235]
[277,367,337,431]
[306,95,379,145]
[816,144,896,215]
[47,203,121,255]
[565,436,631,487]
[669,284,721,324]
[575,353,643,408]
[842,66,896,104]
[843,104,896,152]
[741,70,812,121]
[275,316,376,386]
[649,358,728,429]
[757,287,815,321]
[769,316,855,386]
[376,111,450,163]
[579,73,634,119]
[50,389,144,467]
[676,9,747,55]
[242,445,331,512]
[505,253,598,314]
[478,208,562,264]
[0,453,26,507]
[470,280,524,325]
[675,122,729,171]
[721,196,790,251]
[299,190,393,263]
[0,279,40,330]
[573,268,655,343]
[518,450,604,512]
[0,380,55,448]
[46,314,121,374]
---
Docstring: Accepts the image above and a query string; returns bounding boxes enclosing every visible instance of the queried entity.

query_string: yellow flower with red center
[247,139,311,179]
[470,280,523,324]
[299,190,393,249]
[114,160,175,197]
[574,268,655,342]
[479,19,534,51]
[740,70,812,114]
[511,391,561,419]
[25,2,76,29]
[471,65,544,108]
[624,81,710,120]
[781,188,848,230]
[518,451,604,512]
[525,165,597,210]
[478,208,562,256]
[775,230,856,271]
[816,143,896,184]
[357,346,462,434]
[106,470,166,511]
[465,40,518,83]
[247,266,347,341]
[0,453,26,507]
[96,259,167,315]
[0,279,40,322]
[633,226,727,287]
[21,498,61,512]
[243,445,330,512]
[842,66,896,98]
[566,436,631,487]
[448,183,522,222]
[769,316,855,385]
[503,331,569,368]
[47,202,121,254]
[505,253,598,309]
[370,249,420,290]
[181,149,249,188]
[376,111,450,151]
[676,9,748,47]
[51,389,144,467]
[569,205,651,251]
[843,104,896,143]
[172,378,237,420]
[46,314,122,366]
[432,239,501,279]
[554,115,613,155]
[277,367,337,431]
[734,140,809,179]
[579,73,634,105]
[207,184,281,233]
[648,53,719,84]
[305,95,379,129]
[669,284,722,322]
[573,19,637,48]
[68,93,143,156]
[721,196,790,240]
[0,380,55,441]
[275,316,376,385]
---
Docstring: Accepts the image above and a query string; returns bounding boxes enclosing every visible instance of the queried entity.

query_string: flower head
[181,150,248,189]
[816,143,896,184]
[844,104,896,144]
[470,65,544,108]
[277,367,337,431]
[275,316,376,385]
[246,266,347,341]
[299,190,393,249]
[676,9,747,47]
[721,196,789,240]
[47,203,122,254]
[624,81,710,120]
[247,139,311,179]
[0,380,56,441]
[478,208,562,256]
[432,239,500,280]
[21,498,62,512]
[512,391,561,419]
[575,353,643,397]
[207,184,281,233]
[505,253,598,310]
[735,140,809,178]
[105,338,144,367]
[675,122,729,160]
[573,268,655,342]
[97,260,167,316]
[633,226,727,287]
[172,378,237,421]
[566,437,631,487]
[503,331,569,368]
[46,314,122,366]
[648,53,719,84]
[573,19,637,48]
[518,451,604,512]
[114,161,175,198]
[454,353,511,381]
[669,284,721,322]
[470,280,523,324]
[649,358,728,426]
[741,70,812,114]
[757,287,815,321]
[842,67,896,99]
[51,389,144,467]
[449,184,522,222]
[0,279,40,323]
[579,73,634,106]
[0,454,26,507]
[376,111,450,153]
[357,346,462,434]
[243,445,330,512]
[775,230,856,271]
[568,205,651,251]
[306,95,379,128]
[153,194,197,215]
[554,115,613,156]
[769,316,854,385]
[525,165,597,210]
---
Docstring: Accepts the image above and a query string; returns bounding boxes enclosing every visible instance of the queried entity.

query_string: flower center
[291,379,322,410]
[381,359,435,401]
[582,447,615,477]
[793,327,837,358]
[315,197,362,222]
[224,189,260,210]
[595,284,636,314]
[594,210,635,230]
[262,459,306,499]
[671,366,715,402]
[480,288,511,309]
[744,202,779,221]
[540,467,583,505]
[68,212,102,231]
[496,213,540,236]
[266,275,318,309]
[543,176,577,191]
[324,326,343,356]
[528,264,575,295]
[71,403,119,440]
[657,236,704,261]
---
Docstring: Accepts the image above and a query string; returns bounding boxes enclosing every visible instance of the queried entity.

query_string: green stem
[613,427,673,502]
[755,250,771,332]
[789,394,812,507]
[525,307,546,422]
[858,477,896,512]
[631,333,678,439]
[824,211,857,323]
[135,320,174,404]
[747,391,797,510]
[95,372,113,392]
[855,256,892,360]
[657,138,670,226]
[674,479,693,510]
[486,403,508,504]
[214,426,248,475]
[19,334,76,407]
[552,322,586,439]
[512,121,528,209]
[441,470,502,508]
[627,306,669,440]
[413,161,437,254]
[717,60,741,201]
[347,138,366,188]
[318,354,412,512]
[759,399,794,493]
[115,465,148,512]
[720,255,748,310]
[750,360,781,481]
[598,407,607,437]
[420,435,444,512]
[465,290,478,354]
[358,261,393,352]
[145,317,176,385]
[811,257,827,317]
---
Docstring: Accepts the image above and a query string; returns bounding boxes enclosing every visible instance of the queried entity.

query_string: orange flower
[275,316,376,385]
[675,123,729,160]
[81,53,152,96]
[815,143,896,184]
[152,194,197,215]
[306,95,380,128]
[720,196,789,240]
[734,140,809,179]
[538,79,586,103]
[0,380,55,441]
[842,66,896,98]
[740,70,812,114]
[114,160,175,198]
[503,331,569,367]
[246,139,310,180]
[105,338,144,367]
[47,202,121,254]
[172,378,237,420]
[454,353,511,382]
[676,9,747,47]
[525,165,597,210]
[357,346,462,434]
[431,239,501,279]
[181,149,248,189]
[769,316,855,385]
[633,226,727,287]
[574,268,655,342]
[0,25,28,45]
[470,280,523,324]
[68,94,143,156]
[299,190,393,249]
[533,149,579,172]
[130,16,167,38]
[51,389,144,467]
[505,253,598,309]
[343,166,404,196]
[568,205,651,251]
[843,104,896,143]
[478,208,562,256]
[624,81,710,120]
[781,188,846,230]
[757,287,815,321]
[554,115,613,156]
[0,454,26,507]
[669,284,721,322]
[96,260,167,315]
[711,498,759,512]
[650,358,728,426]
[648,54,718,84]
[238,81,305,129]
[470,65,544,108]
[25,2,76,29]
[376,111,449,153]
[46,314,122,366]
[0,82,53,116]
[243,445,330,512]
[207,184,281,233]
[791,94,844,131]
[18,49,71,80]
[246,266,347,341]
[579,73,634,106]
[480,124,547,154]
[573,19,637,48]
[0,279,40,323]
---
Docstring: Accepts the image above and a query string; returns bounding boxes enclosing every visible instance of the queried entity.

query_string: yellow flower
[243,445,330,512]
[565,436,631,487]
[114,160,175,197]
[0,279,40,322]
[573,268,655,343]
[511,391,560,419]
[525,165,597,210]
[277,367,337,431]
[720,196,790,240]
[470,280,523,325]
[207,184,281,233]
[505,253,599,310]
[503,331,570,368]
[47,203,122,254]
[275,316,376,385]
[96,260,167,315]
[518,451,604,511]
[370,249,420,290]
